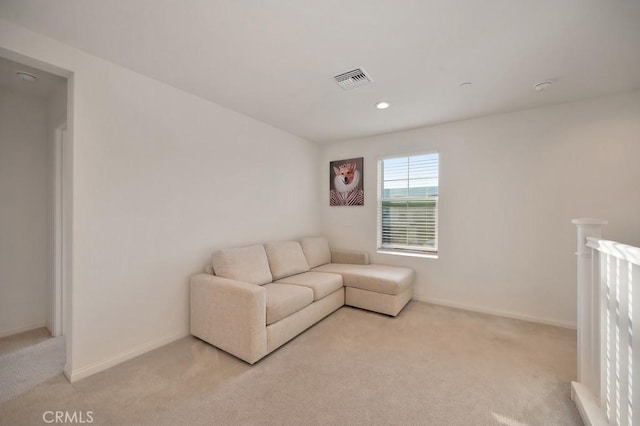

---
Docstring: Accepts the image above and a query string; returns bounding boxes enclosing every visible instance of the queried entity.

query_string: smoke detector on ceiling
[16,71,38,82]
[333,68,373,90]
[534,80,553,92]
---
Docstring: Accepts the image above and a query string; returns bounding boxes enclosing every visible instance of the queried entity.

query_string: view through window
[377,152,439,254]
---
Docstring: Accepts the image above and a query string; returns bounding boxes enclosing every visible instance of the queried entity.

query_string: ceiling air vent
[333,68,373,90]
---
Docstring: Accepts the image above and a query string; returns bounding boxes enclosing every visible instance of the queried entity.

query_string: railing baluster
[618,259,630,426]
[632,263,639,426]
[609,252,618,423]
[611,253,619,423]
[601,251,611,416]
[592,247,602,397]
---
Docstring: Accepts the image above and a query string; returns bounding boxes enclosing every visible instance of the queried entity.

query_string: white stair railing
[572,218,640,426]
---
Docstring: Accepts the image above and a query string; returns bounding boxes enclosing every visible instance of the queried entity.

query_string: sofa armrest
[331,249,370,265]
[190,274,267,364]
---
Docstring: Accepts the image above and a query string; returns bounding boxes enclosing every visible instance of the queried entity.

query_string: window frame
[376,150,439,258]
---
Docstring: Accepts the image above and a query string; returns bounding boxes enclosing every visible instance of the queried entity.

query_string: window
[377,152,439,256]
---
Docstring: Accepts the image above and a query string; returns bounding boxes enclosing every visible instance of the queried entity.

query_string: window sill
[376,250,438,259]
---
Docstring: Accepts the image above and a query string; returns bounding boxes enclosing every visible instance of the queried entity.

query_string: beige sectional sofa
[190,237,415,364]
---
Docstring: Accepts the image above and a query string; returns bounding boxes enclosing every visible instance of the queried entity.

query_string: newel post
[572,218,607,394]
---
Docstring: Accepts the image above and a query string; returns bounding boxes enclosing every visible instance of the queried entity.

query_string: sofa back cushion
[299,237,331,268]
[212,244,273,285]
[264,241,310,280]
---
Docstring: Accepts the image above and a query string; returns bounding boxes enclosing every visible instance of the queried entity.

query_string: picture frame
[329,157,364,206]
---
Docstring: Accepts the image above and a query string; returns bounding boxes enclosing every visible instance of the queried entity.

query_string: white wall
[321,91,640,328]
[0,87,50,337]
[0,19,321,380]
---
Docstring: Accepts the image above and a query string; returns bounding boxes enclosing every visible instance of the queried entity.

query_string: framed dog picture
[330,157,364,206]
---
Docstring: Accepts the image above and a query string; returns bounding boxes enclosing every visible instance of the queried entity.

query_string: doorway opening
[0,52,72,399]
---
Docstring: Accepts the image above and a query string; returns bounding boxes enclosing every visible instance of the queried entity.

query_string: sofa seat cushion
[264,283,314,325]
[275,272,343,301]
[299,237,331,268]
[212,244,273,285]
[264,241,310,280]
[311,263,415,295]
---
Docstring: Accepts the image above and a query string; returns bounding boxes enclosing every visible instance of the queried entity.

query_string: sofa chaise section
[303,239,415,317]
[312,258,414,317]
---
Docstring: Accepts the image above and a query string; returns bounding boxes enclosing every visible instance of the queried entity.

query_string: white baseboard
[0,321,47,338]
[413,295,577,330]
[571,381,608,426]
[66,331,189,383]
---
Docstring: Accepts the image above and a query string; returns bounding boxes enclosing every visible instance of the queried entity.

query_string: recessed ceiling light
[16,71,38,82]
[460,82,472,87]
[375,101,390,110]
[534,81,553,92]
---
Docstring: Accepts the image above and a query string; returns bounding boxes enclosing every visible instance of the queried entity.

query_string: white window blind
[377,152,439,254]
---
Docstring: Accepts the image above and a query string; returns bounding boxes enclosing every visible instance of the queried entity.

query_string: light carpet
[0,328,53,357]
[0,335,65,404]
[0,302,581,425]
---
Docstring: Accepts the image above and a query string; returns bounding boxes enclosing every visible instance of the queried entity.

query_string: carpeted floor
[0,328,53,357]
[0,330,65,405]
[0,302,581,425]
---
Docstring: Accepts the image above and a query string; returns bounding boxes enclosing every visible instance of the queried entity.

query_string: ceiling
[0,55,66,98]
[1,0,639,143]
